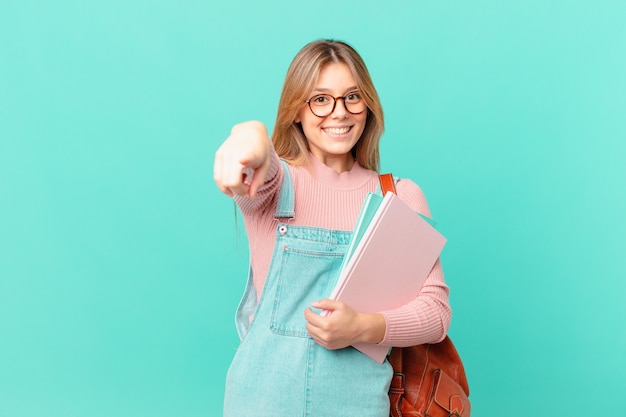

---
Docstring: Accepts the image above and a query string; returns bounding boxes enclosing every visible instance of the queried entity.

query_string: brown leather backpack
[378,173,470,417]
[388,337,470,417]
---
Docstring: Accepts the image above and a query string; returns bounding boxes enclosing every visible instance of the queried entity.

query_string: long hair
[272,40,384,172]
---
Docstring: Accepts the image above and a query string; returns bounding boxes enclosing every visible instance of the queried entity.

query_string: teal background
[1,1,625,416]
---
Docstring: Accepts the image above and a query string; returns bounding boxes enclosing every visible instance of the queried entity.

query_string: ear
[294,106,305,124]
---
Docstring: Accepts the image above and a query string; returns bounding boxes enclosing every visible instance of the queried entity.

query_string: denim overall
[224,161,392,417]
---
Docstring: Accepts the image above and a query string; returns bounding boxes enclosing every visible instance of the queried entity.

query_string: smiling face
[296,62,368,173]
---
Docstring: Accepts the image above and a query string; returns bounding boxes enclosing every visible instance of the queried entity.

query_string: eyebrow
[311,86,360,94]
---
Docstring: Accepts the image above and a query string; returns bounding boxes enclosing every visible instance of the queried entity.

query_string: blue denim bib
[224,160,392,417]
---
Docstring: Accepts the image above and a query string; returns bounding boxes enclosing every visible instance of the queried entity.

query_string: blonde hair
[272,40,384,172]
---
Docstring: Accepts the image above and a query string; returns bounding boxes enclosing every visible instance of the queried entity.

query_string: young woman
[214,39,451,417]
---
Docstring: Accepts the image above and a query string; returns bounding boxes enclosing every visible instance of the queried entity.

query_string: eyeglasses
[305,91,367,118]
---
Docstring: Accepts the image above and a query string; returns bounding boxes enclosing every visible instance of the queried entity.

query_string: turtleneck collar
[305,152,373,190]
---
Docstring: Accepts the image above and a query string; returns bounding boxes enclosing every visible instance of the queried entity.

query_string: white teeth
[323,127,351,135]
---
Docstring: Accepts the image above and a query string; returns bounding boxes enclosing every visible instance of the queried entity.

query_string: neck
[310,153,354,173]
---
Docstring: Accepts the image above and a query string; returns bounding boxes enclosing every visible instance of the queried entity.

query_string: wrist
[357,313,386,344]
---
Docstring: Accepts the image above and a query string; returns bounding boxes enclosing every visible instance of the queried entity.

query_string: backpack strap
[378,173,397,196]
[380,173,437,228]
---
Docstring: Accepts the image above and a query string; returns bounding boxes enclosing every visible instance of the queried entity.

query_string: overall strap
[274,159,295,219]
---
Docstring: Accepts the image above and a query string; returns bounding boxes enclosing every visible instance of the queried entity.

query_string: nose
[331,97,349,118]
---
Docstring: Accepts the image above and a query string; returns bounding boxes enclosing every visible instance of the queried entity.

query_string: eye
[311,94,331,105]
[345,92,362,102]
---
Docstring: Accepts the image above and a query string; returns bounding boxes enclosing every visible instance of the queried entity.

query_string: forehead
[313,62,358,92]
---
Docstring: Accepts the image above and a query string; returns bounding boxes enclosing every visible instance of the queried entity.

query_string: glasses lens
[309,94,333,117]
[344,92,366,114]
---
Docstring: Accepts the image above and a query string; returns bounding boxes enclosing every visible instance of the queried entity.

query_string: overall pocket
[270,247,344,337]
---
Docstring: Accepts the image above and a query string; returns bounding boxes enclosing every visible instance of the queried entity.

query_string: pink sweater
[235,151,451,347]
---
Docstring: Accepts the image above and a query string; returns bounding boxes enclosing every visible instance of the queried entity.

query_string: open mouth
[322,126,352,135]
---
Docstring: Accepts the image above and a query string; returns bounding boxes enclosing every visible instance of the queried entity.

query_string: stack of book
[326,191,446,363]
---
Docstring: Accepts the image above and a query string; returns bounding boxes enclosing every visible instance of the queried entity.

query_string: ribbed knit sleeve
[378,259,451,346]
[378,179,451,346]
[233,151,282,215]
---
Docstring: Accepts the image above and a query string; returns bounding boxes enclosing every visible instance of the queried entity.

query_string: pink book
[328,192,446,363]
